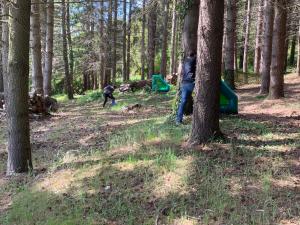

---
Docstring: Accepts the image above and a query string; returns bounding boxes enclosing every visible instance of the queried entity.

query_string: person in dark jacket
[176,51,197,124]
[103,85,117,107]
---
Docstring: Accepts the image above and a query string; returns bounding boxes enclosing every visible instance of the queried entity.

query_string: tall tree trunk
[283,38,289,73]
[172,0,199,115]
[239,2,248,70]
[189,0,224,145]
[224,0,236,89]
[67,0,74,88]
[147,2,157,79]
[0,3,3,93]
[31,0,44,95]
[141,0,146,80]
[105,0,113,85]
[1,1,9,93]
[169,0,178,75]
[112,0,118,83]
[259,0,274,94]
[269,0,287,99]
[99,0,105,89]
[122,0,127,81]
[254,0,264,74]
[297,20,300,76]
[160,0,170,78]
[126,0,133,81]
[5,0,32,175]
[40,0,47,74]
[44,0,54,96]
[242,0,252,83]
[289,36,296,66]
[62,0,73,99]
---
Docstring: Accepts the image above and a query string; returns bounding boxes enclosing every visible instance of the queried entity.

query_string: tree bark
[259,0,274,94]
[189,0,224,145]
[44,0,54,96]
[289,36,296,66]
[254,0,264,74]
[0,3,3,93]
[160,0,170,78]
[224,0,236,89]
[112,0,118,83]
[147,2,157,79]
[169,0,178,75]
[5,0,32,175]
[141,0,146,80]
[242,0,252,83]
[105,0,113,85]
[1,1,9,94]
[31,0,44,95]
[297,20,300,76]
[40,0,47,74]
[67,0,74,88]
[269,0,287,99]
[126,0,133,81]
[62,0,73,99]
[172,0,199,116]
[122,0,127,81]
[98,0,105,89]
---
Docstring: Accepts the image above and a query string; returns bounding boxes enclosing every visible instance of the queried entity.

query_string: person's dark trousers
[176,82,195,123]
[103,93,115,107]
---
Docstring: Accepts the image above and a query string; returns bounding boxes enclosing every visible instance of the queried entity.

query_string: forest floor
[0,73,299,225]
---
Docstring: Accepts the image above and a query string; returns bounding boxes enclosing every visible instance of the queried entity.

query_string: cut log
[166,73,178,85]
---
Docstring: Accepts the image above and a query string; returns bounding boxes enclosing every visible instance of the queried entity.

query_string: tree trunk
[105,0,113,85]
[141,0,146,80]
[44,0,54,96]
[67,0,74,88]
[62,0,73,99]
[224,0,236,89]
[172,0,199,116]
[31,0,44,95]
[254,0,264,74]
[189,0,224,145]
[289,36,296,66]
[297,20,300,76]
[112,0,118,83]
[147,2,157,79]
[5,0,32,175]
[126,0,133,81]
[40,0,47,74]
[242,0,252,83]
[169,0,178,75]
[99,0,105,89]
[2,1,9,94]
[0,3,3,93]
[160,0,170,78]
[269,0,287,99]
[122,0,127,81]
[283,38,289,73]
[259,0,274,94]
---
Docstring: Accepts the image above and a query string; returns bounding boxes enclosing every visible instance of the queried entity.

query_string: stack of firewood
[0,92,58,114]
[166,73,178,85]
[119,80,152,93]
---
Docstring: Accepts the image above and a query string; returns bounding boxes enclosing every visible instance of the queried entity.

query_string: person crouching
[103,84,117,107]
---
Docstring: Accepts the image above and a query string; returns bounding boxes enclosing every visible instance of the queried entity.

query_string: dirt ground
[0,73,299,224]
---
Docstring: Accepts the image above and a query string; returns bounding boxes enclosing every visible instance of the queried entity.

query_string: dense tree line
[0,0,299,174]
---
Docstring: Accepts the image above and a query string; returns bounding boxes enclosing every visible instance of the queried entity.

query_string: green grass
[0,89,299,225]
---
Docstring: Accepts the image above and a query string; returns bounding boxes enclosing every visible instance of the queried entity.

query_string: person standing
[176,51,197,124]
